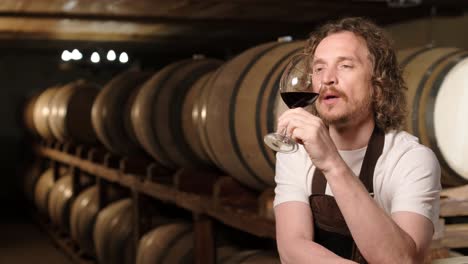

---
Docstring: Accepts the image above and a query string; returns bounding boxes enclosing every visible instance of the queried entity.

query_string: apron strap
[311,126,385,195]
[360,127,385,193]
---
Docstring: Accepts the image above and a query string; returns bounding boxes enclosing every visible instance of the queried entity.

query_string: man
[273,17,441,264]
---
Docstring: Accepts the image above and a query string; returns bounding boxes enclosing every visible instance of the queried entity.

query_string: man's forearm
[278,238,357,264]
[326,164,420,263]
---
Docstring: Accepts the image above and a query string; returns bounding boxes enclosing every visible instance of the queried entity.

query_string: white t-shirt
[273,130,441,228]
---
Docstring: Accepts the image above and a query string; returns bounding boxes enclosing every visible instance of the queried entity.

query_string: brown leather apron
[308,127,384,263]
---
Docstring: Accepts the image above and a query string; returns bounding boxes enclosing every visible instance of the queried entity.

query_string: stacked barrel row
[23,80,100,144]
[28,165,280,264]
[25,41,468,193]
[23,40,306,191]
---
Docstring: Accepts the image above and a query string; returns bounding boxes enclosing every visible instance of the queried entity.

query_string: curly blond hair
[305,17,407,132]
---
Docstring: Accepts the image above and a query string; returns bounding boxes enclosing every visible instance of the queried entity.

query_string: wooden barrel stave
[197,66,227,169]
[94,198,134,264]
[432,57,468,184]
[34,168,55,216]
[48,174,73,231]
[92,70,151,156]
[399,48,459,135]
[22,158,42,203]
[23,92,41,138]
[182,71,216,164]
[48,80,100,143]
[48,84,69,142]
[33,86,60,141]
[70,186,99,257]
[131,58,222,169]
[398,47,468,186]
[136,222,193,264]
[64,80,100,143]
[153,58,221,168]
[201,41,305,190]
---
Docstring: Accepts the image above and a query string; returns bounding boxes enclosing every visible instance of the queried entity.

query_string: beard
[312,86,373,127]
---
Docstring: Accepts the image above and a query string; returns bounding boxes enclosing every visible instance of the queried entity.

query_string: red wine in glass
[281,91,319,108]
[264,53,319,153]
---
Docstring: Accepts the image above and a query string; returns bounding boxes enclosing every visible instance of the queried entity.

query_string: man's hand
[277,108,342,174]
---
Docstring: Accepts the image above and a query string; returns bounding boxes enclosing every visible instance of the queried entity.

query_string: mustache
[318,86,347,101]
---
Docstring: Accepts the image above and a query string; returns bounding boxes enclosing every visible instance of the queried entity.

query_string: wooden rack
[34,141,276,264]
[437,185,468,250]
[34,141,468,263]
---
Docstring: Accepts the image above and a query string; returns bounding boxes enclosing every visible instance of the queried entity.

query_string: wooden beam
[36,145,276,239]
[440,184,468,217]
[442,223,468,249]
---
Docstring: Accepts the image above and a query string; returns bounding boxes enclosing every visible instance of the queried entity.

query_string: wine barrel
[398,47,468,186]
[221,250,281,264]
[48,174,74,231]
[23,92,41,137]
[94,199,134,264]
[199,40,305,190]
[33,86,61,141]
[137,224,241,264]
[92,70,151,156]
[182,71,218,165]
[34,168,55,216]
[136,222,194,264]
[48,80,100,144]
[131,57,222,169]
[22,158,42,203]
[70,186,99,257]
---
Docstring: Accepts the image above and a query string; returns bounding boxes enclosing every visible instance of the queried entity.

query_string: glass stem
[280,126,289,143]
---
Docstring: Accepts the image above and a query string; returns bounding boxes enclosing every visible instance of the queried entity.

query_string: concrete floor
[0,210,73,264]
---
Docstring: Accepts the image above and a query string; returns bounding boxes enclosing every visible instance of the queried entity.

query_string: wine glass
[264,53,320,153]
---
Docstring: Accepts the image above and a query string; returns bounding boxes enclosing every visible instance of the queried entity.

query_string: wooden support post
[75,145,89,159]
[174,168,219,195]
[71,166,83,195]
[53,141,62,151]
[119,155,153,176]
[145,162,173,185]
[131,187,142,260]
[258,188,275,220]
[48,140,57,149]
[48,143,61,180]
[87,147,107,163]
[72,145,93,195]
[97,178,109,210]
[52,159,60,181]
[213,176,258,212]
[193,214,215,264]
[104,152,120,169]
[62,142,75,155]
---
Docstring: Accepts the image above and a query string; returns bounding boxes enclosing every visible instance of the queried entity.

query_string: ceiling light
[61,50,72,61]
[107,50,116,61]
[119,52,129,63]
[91,52,100,63]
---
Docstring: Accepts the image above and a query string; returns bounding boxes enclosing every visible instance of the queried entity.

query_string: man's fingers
[277,118,320,143]
[278,108,320,127]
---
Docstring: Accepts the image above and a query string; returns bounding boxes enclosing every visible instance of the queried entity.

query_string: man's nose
[322,67,338,86]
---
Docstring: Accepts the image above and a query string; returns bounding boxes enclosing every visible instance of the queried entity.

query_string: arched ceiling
[0,0,466,53]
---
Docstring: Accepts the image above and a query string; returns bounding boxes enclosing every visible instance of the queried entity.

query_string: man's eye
[313,67,323,73]
[340,64,353,69]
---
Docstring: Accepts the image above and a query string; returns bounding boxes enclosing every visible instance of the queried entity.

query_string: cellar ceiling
[0,0,466,52]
